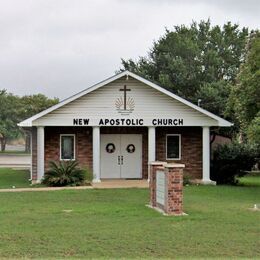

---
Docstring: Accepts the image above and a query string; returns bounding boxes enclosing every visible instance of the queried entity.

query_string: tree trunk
[0,137,6,152]
[25,133,31,153]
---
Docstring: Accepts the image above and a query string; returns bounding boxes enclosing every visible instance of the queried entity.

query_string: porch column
[148,126,156,180]
[202,126,214,184]
[92,126,101,183]
[37,126,45,182]
[148,126,156,162]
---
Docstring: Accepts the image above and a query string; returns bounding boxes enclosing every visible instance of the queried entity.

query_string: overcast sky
[0,0,259,100]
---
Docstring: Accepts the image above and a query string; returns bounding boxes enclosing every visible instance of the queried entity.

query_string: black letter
[179,119,183,125]
[83,119,89,125]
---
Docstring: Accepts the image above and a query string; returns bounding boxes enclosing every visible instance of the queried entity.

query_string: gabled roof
[18,70,232,127]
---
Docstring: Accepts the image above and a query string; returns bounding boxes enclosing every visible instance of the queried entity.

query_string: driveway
[0,154,31,169]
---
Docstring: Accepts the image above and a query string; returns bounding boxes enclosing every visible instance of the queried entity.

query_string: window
[60,135,75,160]
[166,134,181,160]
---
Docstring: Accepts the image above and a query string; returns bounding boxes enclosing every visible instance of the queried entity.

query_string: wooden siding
[33,76,217,126]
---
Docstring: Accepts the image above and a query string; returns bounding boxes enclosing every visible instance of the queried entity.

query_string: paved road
[5,144,25,152]
[0,154,31,169]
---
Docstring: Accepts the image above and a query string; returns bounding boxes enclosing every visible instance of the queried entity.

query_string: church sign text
[73,118,184,126]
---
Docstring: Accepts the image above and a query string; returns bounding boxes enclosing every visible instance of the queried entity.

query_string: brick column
[149,161,167,207]
[165,164,185,215]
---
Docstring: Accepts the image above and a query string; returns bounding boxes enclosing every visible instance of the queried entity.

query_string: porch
[34,125,212,183]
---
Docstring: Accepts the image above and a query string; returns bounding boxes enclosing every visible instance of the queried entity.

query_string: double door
[100,134,142,179]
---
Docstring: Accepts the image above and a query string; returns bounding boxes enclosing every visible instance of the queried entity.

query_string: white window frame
[166,134,181,160]
[60,134,76,161]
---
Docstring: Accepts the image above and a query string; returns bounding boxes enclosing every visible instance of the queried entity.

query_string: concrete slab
[0,186,93,193]
[92,179,149,189]
[0,154,30,169]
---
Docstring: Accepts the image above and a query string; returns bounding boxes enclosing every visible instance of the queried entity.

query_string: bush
[43,160,86,187]
[84,167,93,184]
[183,174,192,185]
[211,142,259,185]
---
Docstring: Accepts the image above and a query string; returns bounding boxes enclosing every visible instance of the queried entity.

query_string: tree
[121,20,248,118]
[226,31,260,141]
[20,94,59,119]
[247,113,260,146]
[0,90,21,151]
[19,94,59,152]
[0,91,59,151]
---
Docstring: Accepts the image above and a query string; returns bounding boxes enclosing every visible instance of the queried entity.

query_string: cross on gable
[119,85,131,110]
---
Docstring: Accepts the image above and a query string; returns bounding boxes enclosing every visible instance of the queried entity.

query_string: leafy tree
[247,112,260,146]
[0,91,59,151]
[20,94,59,119]
[121,20,248,118]
[226,31,260,141]
[196,80,232,117]
[0,90,21,151]
[19,94,59,152]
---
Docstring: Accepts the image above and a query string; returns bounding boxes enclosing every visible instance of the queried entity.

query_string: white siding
[33,77,217,126]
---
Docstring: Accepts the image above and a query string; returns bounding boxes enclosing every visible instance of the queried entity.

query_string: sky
[0,0,259,100]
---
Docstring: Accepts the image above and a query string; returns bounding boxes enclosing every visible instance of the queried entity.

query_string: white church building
[18,71,232,183]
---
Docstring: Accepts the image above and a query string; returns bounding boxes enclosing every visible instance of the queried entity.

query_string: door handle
[121,155,123,165]
[118,156,120,165]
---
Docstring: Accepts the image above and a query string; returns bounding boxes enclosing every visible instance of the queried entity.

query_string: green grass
[0,185,259,258]
[239,176,260,186]
[0,150,30,155]
[0,168,30,188]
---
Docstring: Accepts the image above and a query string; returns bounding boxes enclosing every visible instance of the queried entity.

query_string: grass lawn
[238,172,260,187]
[0,151,30,155]
[239,176,260,186]
[0,168,31,188]
[0,182,259,258]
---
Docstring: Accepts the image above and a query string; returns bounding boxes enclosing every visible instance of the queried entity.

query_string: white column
[148,127,156,181]
[148,126,156,163]
[92,126,101,183]
[202,126,214,184]
[37,126,45,182]
[30,131,33,180]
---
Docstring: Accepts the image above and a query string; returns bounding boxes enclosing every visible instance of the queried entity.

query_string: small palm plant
[43,160,86,187]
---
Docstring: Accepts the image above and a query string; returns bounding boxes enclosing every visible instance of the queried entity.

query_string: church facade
[19,71,232,183]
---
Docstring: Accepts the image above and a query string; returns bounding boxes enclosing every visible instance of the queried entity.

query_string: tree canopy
[0,90,21,150]
[227,31,260,144]
[121,20,248,118]
[0,91,59,151]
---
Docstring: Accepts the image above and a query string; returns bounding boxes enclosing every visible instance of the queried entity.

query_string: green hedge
[211,142,259,185]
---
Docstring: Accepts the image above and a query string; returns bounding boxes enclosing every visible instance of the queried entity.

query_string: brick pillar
[165,164,185,215]
[149,161,167,207]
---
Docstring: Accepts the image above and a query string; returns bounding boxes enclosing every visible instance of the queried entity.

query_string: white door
[100,134,121,178]
[100,134,142,179]
[120,134,142,178]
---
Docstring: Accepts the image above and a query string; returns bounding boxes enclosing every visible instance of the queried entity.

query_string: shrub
[43,160,86,187]
[211,142,259,185]
[84,167,93,184]
[183,174,192,185]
